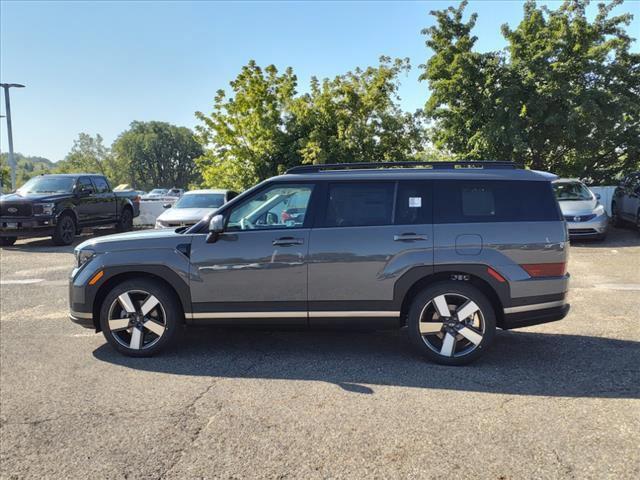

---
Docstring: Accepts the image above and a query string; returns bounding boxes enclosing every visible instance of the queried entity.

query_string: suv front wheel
[99,278,181,357]
[407,282,496,366]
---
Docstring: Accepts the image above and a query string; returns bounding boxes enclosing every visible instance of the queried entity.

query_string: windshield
[17,176,75,194]
[553,182,593,201]
[148,189,168,195]
[174,193,225,209]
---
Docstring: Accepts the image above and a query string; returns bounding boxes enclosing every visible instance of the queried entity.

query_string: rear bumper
[502,303,570,330]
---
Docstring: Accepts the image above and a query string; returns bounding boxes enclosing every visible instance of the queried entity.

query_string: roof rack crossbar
[285,161,519,174]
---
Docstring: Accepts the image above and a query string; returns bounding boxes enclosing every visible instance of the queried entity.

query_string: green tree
[421,0,640,183]
[55,133,110,176]
[195,61,299,191]
[112,121,203,191]
[195,58,425,191]
[0,153,54,189]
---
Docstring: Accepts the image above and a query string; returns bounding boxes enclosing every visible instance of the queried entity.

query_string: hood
[0,192,73,203]
[76,228,188,253]
[156,207,217,223]
[558,198,598,215]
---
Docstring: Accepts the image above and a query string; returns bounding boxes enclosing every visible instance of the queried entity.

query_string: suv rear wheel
[407,282,496,366]
[99,278,181,357]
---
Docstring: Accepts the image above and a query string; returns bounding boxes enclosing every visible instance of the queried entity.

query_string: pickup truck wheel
[99,279,181,357]
[52,214,76,246]
[0,237,17,247]
[116,207,133,232]
[407,282,496,366]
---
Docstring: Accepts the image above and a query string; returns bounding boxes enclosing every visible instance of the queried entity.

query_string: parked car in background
[612,172,640,230]
[552,178,608,240]
[70,161,570,365]
[0,174,139,246]
[155,189,237,229]
[142,189,170,200]
[166,188,185,198]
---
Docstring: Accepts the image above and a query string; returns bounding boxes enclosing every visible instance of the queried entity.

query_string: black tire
[99,278,182,357]
[52,214,76,246]
[407,281,496,366]
[610,202,623,227]
[0,236,17,247]
[116,207,133,232]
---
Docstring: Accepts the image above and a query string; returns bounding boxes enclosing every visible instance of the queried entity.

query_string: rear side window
[324,182,394,227]
[77,177,94,193]
[93,177,110,194]
[434,180,561,223]
[395,181,432,225]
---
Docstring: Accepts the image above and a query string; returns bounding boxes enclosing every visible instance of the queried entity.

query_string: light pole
[1,83,26,191]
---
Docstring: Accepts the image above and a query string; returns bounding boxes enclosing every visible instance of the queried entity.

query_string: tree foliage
[55,133,110,177]
[0,153,54,189]
[421,0,640,183]
[195,57,425,190]
[112,121,203,191]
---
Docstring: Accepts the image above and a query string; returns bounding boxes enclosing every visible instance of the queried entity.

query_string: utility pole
[1,83,26,191]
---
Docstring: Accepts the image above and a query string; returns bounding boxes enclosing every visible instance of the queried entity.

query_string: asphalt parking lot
[1,228,639,479]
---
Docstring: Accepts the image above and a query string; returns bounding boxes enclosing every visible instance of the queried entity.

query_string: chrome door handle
[393,233,428,241]
[273,237,304,246]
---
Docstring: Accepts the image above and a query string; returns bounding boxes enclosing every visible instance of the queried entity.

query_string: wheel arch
[92,270,188,331]
[395,266,506,327]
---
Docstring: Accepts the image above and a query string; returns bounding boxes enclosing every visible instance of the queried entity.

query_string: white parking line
[595,283,640,291]
[0,279,45,285]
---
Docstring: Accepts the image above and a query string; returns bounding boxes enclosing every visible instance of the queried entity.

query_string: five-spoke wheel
[408,282,496,365]
[100,279,181,356]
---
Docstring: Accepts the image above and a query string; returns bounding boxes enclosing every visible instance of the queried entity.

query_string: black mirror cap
[163,203,172,209]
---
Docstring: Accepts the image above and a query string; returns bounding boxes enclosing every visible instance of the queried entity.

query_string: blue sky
[1,0,638,161]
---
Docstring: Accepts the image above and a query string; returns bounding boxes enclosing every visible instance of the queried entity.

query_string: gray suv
[69,162,570,365]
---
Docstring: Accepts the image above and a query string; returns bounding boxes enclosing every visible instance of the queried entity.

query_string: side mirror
[77,188,91,197]
[163,203,172,209]
[595,193,601,200]
[206,214,225,243]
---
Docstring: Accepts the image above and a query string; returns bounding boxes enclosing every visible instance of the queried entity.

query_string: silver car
[553,179,608,240]
[155,189,237,229]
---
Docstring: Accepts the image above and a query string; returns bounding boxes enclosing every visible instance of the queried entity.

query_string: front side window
[324,182,395,227]
[227,184,313,231]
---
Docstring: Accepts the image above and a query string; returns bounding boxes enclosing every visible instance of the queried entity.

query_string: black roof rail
[285,161,519,174]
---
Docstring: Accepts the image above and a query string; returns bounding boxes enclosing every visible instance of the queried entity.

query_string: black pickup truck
[0,174,140,246]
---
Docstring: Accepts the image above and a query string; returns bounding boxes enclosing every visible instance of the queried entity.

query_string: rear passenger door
[92,176,117,223]
[307,181,434,324]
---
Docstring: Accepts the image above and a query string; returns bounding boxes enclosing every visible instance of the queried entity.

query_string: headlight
[594,204,605,216]
[33,202,55,216]
[75,249,95,268]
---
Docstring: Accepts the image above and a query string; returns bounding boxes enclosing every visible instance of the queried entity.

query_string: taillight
[520,262,566,277]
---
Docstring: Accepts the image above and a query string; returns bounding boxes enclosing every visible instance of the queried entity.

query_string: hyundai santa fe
[69,161,570,365]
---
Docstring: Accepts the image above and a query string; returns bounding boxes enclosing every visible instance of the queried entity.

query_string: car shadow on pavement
[93,328,639,399]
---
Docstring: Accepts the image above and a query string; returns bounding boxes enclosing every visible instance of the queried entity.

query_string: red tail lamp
[520,263,566,277]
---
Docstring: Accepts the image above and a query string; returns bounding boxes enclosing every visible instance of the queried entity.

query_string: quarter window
[324,182,395,227]
[227,184,314,231]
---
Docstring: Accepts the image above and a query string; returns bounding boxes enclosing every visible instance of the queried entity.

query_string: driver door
[188,183,315,323]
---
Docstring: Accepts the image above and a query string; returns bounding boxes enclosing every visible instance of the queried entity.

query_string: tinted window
[396,181,432,225]
[77,177,94,193]
[324,182,394,227]
[434,180,561,223]
[93,177,110,194]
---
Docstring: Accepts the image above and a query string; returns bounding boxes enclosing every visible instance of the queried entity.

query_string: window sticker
[409,197,422,208]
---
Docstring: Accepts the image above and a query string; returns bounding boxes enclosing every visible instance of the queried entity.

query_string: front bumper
[0,216,56,238]
[69,310,94,329]
[566,214,608,239]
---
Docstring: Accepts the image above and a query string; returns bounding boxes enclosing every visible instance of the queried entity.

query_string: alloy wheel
[107,290,167,350]
[60,217,75,244]
[418,293,485,358]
